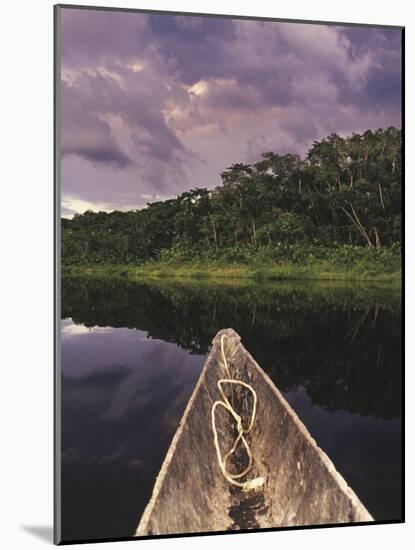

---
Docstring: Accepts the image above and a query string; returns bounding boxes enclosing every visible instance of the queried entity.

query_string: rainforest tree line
[61,127,402,266]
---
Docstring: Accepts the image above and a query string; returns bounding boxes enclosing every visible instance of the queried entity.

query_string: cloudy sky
[59,7,402,217]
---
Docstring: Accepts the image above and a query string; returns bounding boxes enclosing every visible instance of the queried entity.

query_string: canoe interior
[136,328,373,536]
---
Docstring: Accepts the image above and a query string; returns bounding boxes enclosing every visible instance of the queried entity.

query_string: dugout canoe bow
[136,328,373,536]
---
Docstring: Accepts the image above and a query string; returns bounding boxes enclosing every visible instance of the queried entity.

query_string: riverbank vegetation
[62,127,402,281]
[63,243,401,283]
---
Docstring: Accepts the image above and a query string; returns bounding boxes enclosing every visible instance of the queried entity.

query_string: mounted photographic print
[54,4,404,545]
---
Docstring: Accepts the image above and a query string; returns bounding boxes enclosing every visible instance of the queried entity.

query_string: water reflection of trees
[62,277,402,420]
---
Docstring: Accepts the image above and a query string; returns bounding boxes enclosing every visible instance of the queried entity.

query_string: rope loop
[211,334,265,492]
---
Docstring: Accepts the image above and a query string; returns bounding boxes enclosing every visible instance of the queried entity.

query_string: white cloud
[61,195,142,217]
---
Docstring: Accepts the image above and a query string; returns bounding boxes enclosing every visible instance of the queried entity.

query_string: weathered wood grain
[136,329,373,536]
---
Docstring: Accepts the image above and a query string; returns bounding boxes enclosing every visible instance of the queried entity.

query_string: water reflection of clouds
[61,318,114,338]
[61,319,191,377]
[103,345,200,420]
[61,319,206,539]
[62,319,205,424]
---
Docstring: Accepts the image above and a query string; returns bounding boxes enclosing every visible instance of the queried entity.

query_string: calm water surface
[60,277,402,542]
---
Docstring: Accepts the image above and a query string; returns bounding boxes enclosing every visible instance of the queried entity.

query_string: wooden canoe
[136,328,373,536]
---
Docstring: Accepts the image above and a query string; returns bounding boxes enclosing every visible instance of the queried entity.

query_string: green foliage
[62,127,402,268]
[63,243,401,284]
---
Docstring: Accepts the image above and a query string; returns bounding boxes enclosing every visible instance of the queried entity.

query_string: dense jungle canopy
[61,127,402,265]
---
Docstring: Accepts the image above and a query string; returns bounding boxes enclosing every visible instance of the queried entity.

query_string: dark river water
[60,276,402,542]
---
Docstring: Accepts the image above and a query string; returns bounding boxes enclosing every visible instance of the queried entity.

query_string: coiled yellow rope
[211,335,265,491]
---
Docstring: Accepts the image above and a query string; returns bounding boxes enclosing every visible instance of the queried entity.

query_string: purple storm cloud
[59,7,402,217]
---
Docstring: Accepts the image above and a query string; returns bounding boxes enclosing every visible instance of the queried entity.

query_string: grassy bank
[62,244,401,284]
[62,263,401,283]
